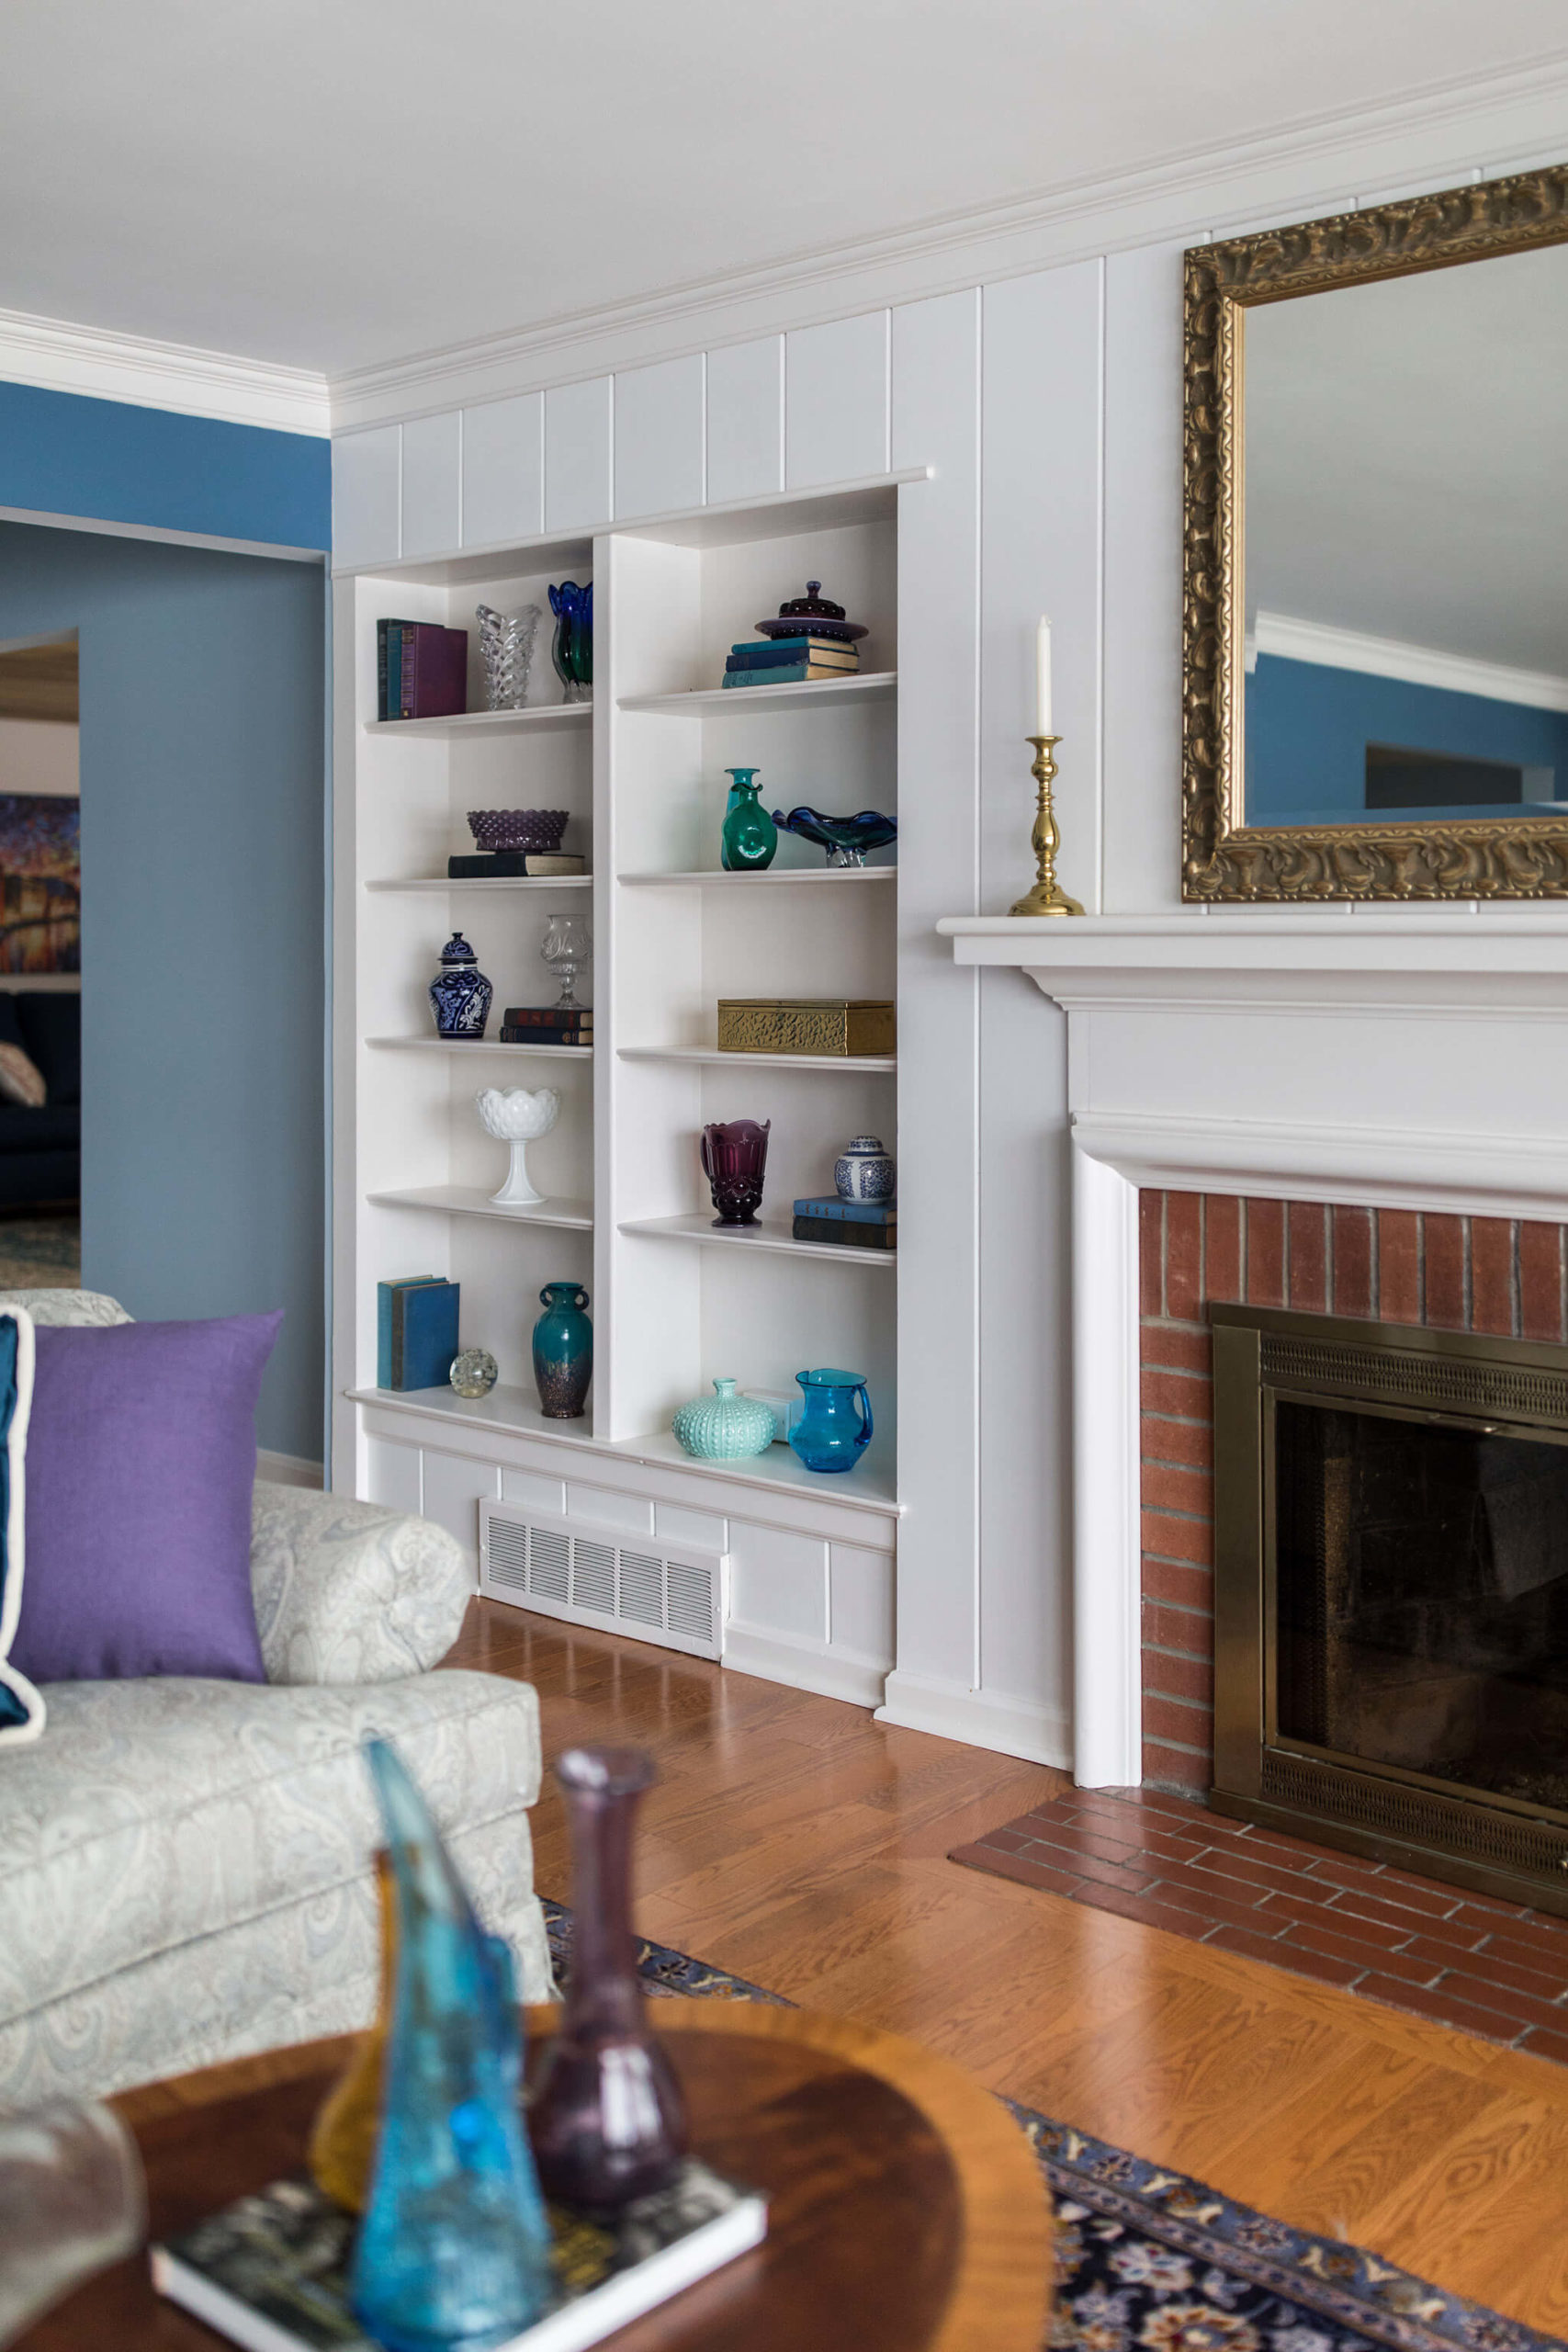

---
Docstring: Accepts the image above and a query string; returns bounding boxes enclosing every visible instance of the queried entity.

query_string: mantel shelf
[619,1213,894,1268]
[367,876,592,893]
[618,673,897,716]
[348,1382,899,1517]
[618,1046,896,1074]
[367,1036,593,1058]
[363,705,592,739]
[617,866,895,889]
[367,1185,593,1230]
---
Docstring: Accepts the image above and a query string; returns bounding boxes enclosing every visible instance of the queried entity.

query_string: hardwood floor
[448,1601,1568,2335]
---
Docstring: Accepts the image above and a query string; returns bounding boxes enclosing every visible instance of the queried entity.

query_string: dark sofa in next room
[0,993,79,1208]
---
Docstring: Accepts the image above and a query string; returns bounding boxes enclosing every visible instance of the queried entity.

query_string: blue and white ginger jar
[429,933,493,1039]
[834,1135,895,1204]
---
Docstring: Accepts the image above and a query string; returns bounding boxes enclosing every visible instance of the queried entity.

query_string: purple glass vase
[527,1747,687,2213]
[699,1118,771,1227]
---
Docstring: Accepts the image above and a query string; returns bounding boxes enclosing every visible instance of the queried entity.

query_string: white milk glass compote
[476,1086,561,1207]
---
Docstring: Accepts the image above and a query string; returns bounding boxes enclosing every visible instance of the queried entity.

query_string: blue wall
[0,519,325,1458]
[1247,654,1568,826]
[0,381,330,550]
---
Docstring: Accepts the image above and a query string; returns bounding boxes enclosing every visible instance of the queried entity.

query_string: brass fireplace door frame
[1211,1300,1568,1918]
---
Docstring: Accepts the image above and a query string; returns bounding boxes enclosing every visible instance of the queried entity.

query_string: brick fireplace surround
[1139,1192,1568,1795]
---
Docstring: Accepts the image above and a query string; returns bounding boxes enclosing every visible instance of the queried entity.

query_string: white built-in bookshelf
[333,482,903,1691]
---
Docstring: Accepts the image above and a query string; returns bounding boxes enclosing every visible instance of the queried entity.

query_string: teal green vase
[533,1282,592,1419]
[719,769,777,871]
[671,1377,776,1460]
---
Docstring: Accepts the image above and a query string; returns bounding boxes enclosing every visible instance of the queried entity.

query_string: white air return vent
[479,1500,728,1660]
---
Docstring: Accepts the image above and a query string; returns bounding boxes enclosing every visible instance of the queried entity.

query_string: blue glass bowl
[771,806,897,868]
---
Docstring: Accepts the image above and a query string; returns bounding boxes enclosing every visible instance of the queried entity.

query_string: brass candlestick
[1009,734,1083,918]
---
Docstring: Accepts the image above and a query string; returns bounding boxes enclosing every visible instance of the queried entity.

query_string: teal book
[377,1277,436,1387]
[792,1195,896,1224]
[395,1279,460,1391]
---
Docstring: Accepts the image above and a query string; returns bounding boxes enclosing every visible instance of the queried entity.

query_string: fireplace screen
[1275,1401,1568,1809]
[1212,1304,1568,1912]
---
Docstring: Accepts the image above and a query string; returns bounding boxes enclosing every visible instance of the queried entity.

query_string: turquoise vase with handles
[788,1368,873,1475]
[533,1282,592,1419]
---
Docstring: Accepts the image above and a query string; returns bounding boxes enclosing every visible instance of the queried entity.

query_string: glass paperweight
[450,1348,499,1400]
[350,1739,552,2352]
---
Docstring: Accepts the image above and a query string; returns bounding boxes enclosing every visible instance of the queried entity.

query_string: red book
[398,625,468,718]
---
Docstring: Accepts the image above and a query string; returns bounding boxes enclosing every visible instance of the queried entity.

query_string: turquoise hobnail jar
[671,1377,775,1460]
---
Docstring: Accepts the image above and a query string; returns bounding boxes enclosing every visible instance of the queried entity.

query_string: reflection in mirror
[1243,243,1568,831]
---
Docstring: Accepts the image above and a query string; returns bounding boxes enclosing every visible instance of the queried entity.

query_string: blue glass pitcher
[789,1368,873,1475]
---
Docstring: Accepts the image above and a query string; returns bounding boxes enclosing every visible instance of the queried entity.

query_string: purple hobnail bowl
[466,808,569,854]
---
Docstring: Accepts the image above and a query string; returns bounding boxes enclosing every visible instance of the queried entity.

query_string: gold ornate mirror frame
[1182,163,1568,901]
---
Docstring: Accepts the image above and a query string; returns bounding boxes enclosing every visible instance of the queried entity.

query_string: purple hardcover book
[400,625,468,718]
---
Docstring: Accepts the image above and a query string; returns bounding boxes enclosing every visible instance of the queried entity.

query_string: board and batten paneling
[785,312,890,491]
[705,336,784,508]
[544,376,614,532]
[614,354,705,521]
[461,392,544,549]
[1102,243,1186,913]
[400,411,462,562]
[332,424,400,571]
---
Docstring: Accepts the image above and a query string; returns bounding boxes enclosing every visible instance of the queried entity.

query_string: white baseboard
[257,1449,324,1490]
[721,1621,888,1710]
[875,1670,1072,1770]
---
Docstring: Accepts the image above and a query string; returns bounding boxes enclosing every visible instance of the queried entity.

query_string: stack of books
[501,1004,593,1048]
[447,851,586,878]
[793,1196,896,1251]
[377,620,468,719]
[721,636,860,689]
[378,1276,459,1388]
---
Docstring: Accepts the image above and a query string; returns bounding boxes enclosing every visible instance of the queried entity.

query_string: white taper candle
[1035,616,1053,736]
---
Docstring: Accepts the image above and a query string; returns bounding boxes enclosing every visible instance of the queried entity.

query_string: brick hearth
[951,1785,1568,2061]
[1138,1193,1568,1794]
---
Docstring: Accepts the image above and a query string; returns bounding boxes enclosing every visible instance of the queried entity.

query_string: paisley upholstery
[0,1291,547,2107]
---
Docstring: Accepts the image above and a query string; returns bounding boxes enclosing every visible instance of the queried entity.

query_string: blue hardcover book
[792,1195,896,1224]
[377,1276,436,1387]
[397,1279,460,1391]
[726,638,855,669]
[723,663,818,688]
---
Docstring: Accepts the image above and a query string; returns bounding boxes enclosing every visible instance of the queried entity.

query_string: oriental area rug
[542,1901,1554,2352]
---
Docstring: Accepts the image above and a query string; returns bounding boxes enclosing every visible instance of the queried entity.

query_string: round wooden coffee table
[21,2001,1052,2352]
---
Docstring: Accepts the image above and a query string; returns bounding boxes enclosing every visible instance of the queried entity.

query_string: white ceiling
[2,0,1567,379]
[1247,241,1568,678]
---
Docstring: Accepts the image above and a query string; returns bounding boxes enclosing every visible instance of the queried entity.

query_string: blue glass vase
[349,1738,552,2352]
[788,1368,874,1475]
[547,581,592,703]
[533,1281,592,1419]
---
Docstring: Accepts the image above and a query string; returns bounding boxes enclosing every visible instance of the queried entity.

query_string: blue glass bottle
[788,1368,874,1474]
[533,1282,592,1419]
[719,769,777,871]
[350,1738,552,2352]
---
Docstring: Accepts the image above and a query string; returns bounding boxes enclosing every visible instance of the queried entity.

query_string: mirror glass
[1243,243,1568,829]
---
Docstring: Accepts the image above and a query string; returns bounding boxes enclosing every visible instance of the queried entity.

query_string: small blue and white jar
[834,1135,895,1203]
[429,933,493,1039]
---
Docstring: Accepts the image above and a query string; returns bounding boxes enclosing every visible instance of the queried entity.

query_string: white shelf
[617,866,895,889]
[619,1213,894,1269]
[617,672,897,716]
[348,1382,899,1517]
[367,876,592,894]
[363,705,592,739]
[367,1035,593,1059]
[368,1185,593,1230]
[618,1046,895,1074]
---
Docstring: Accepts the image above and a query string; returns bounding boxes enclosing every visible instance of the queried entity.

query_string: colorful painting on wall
[0,796,80,974]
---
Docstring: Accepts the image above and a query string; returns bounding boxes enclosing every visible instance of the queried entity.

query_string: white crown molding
[1251,610,1568,713]
[330,49,1568,433]
[0,307,329,437]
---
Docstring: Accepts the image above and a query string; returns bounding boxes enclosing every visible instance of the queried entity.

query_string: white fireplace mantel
[938,907,1568,1788]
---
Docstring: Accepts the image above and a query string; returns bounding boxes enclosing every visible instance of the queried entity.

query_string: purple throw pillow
[10,1310,282,1687]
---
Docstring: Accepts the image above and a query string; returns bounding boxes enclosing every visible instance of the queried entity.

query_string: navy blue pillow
[16,995,79,1105]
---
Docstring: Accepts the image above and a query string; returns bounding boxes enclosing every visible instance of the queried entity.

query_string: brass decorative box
[716,999,896,1057]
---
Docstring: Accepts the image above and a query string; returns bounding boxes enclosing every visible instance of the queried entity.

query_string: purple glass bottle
[528,1747,688,2212]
